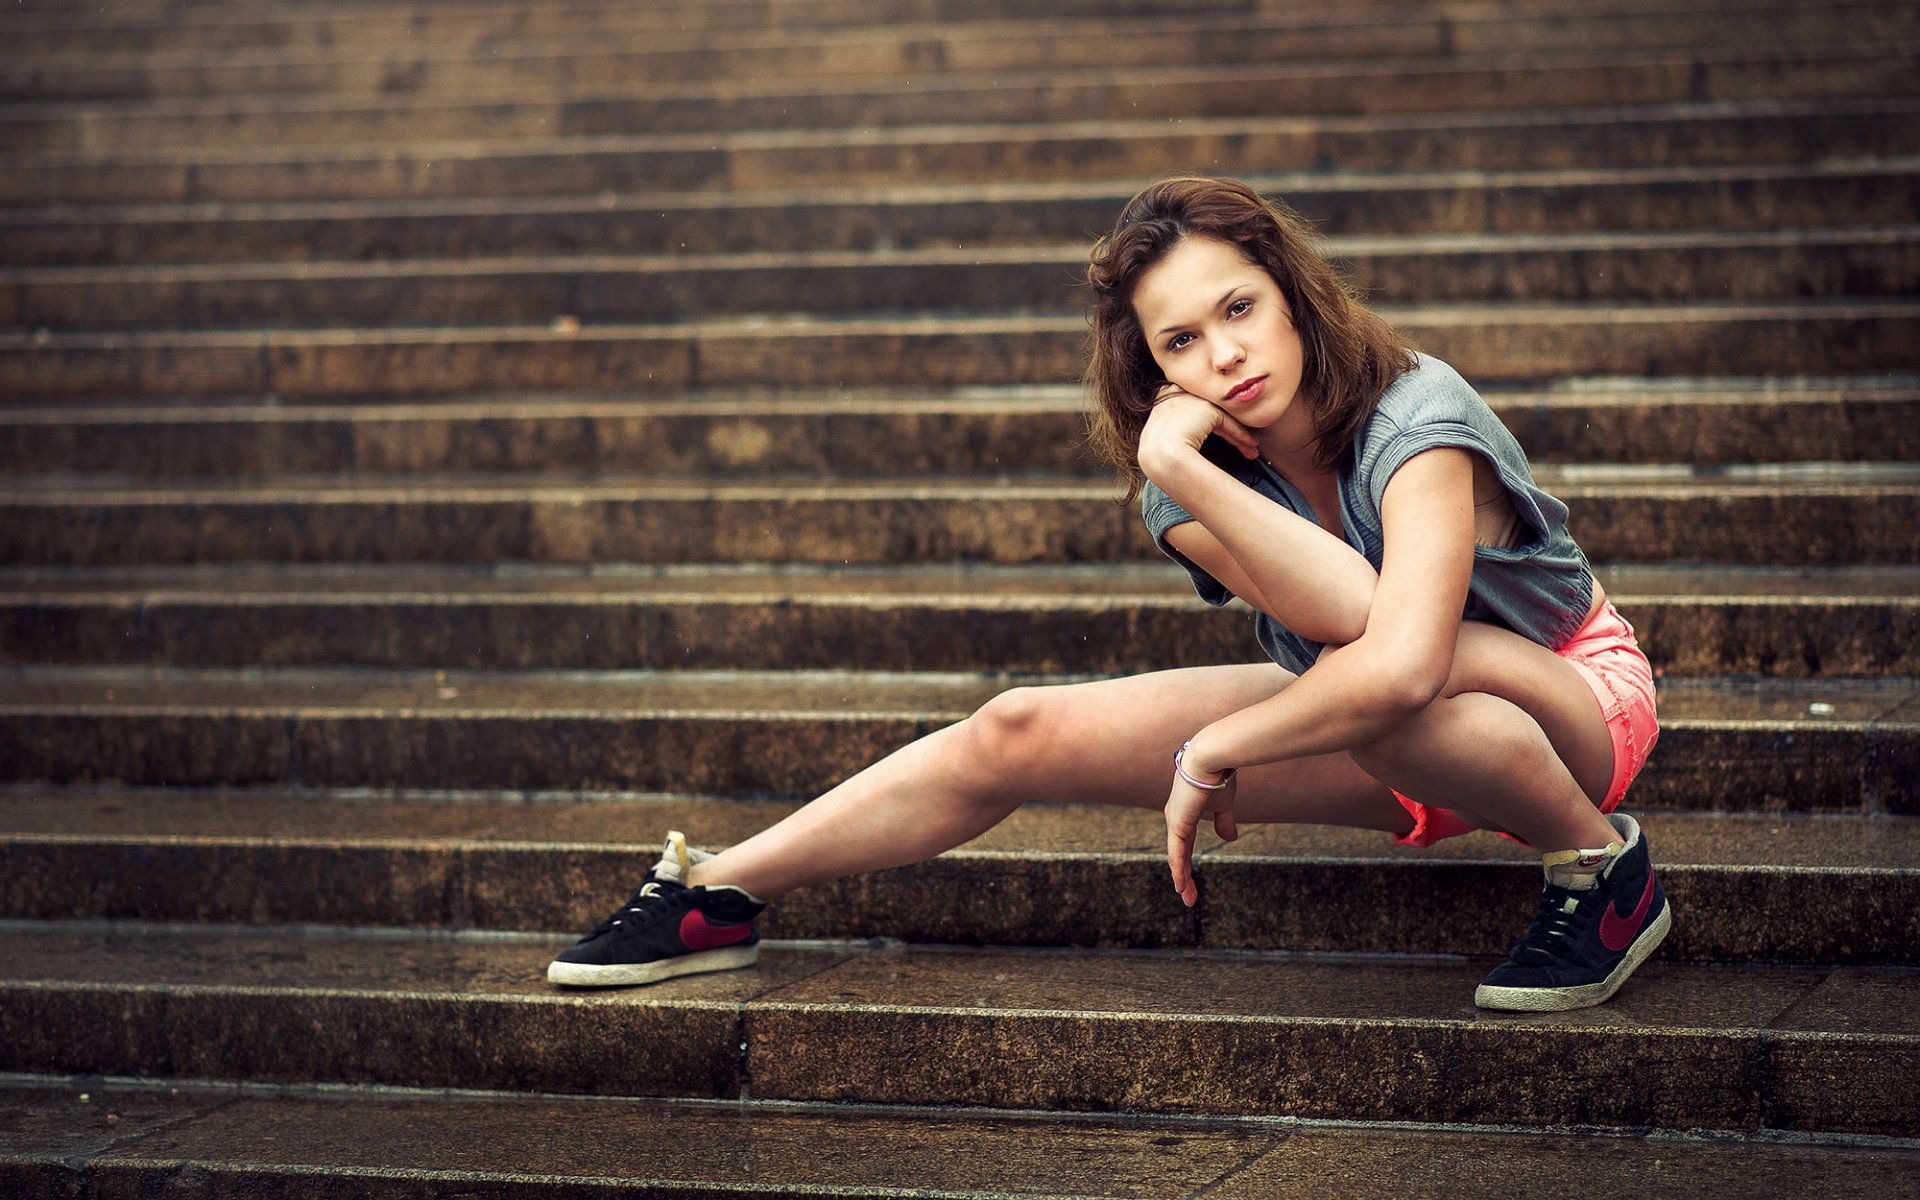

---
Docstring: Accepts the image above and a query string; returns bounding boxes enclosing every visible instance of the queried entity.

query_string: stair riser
[0,713,1909,813]
[9,170,1910,268]
[0,405,1098,477]
[5,839,1912,964]
[3,490,1913,566]
[11,49,1913,151]
[0,0,1846,56]
[0,980,1904,1134]
[11,1083,1911,1200]
[4,598,1914,678]
[7,5,1916,102]
[0,986,744,1098]
[745,1008,1906,1134]
[13,239,1915,330]
[11,394,1911,478]
[9,108,1913,206]
[0,0,1286,54]
[3,309,1914,398]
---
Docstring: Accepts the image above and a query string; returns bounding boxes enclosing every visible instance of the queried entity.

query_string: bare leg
[692,662,1409,897]
[691,618,1622,898]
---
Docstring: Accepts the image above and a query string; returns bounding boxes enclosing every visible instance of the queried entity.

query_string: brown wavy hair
[1085,176,1417,500]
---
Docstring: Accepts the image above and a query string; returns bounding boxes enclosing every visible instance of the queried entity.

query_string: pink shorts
[1392,601,1660,848]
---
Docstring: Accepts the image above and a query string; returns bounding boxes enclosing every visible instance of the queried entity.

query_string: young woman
[549,176,1670,1012]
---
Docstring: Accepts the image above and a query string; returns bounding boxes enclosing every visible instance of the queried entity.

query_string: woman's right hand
[1137,384,1260,480]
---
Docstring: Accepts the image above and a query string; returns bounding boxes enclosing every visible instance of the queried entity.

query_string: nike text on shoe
[1475,813,1673,1012]
[547,831,768,988]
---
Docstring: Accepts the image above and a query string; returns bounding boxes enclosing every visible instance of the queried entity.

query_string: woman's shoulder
[1366,353,1487,433]
[1349,353,1532,510]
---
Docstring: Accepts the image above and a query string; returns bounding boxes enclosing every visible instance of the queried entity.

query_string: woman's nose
[1213,337,1245,373]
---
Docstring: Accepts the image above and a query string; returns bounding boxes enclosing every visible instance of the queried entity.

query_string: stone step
[0,0,1818,55]
[7,41,1913,152]
[2,563,1914,678]
[9,382,1911,476]
[0,667,1911,811]
[9,99,1915,208]
[9,1077,1916,1200]
[3,303,1914,399]
[9,229,1915,332]
[9,2,1913,102]
[0,0,1272,57]
[0,922,1913,1133]
[1,462,1915,567]
[7,163,1911,268]
[3,789,1914,964]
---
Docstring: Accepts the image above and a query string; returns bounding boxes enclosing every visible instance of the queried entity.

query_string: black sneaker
[547,831,767,988]
[1475,812,1673,1012]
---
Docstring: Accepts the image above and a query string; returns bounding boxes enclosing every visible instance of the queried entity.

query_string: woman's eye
[1166,333,1193,352]
[1227,298,1253,317]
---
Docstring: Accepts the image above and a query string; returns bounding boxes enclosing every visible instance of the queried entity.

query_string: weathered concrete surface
[6,1076,1913,1199]
[0,928,1913,1132]
[7,164,1914,268]
[1,562,1915,676]
[6,794,1914,962]
[0,669,1913,809]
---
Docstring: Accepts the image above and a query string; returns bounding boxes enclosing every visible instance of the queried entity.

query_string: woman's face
[1131,234,1305,435]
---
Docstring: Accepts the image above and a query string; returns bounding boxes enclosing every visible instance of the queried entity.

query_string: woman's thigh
[997,662,1412,833]
[1430,619,1617,807]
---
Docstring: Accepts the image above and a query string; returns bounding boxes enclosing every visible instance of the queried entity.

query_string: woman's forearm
[1146,445,1378,644]
[1181,639,1424,777]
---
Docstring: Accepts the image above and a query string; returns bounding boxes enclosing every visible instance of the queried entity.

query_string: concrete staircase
[2,0,1918,1193]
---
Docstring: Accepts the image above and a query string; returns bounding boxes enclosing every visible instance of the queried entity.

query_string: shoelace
[1512,885,1595,964]
[585,879,684,939]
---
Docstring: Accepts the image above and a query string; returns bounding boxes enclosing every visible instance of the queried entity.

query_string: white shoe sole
[1474,903,1672,1012]
[547,943,759,989]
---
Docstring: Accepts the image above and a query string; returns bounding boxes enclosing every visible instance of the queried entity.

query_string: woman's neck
[1254,409,1328,487]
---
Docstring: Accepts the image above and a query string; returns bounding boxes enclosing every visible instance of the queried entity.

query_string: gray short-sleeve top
[1139,353,1594,674]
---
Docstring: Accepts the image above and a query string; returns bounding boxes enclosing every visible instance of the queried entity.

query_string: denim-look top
[1140,354,1594,674]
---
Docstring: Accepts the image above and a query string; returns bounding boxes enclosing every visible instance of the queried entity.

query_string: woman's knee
[960,686,1059,783]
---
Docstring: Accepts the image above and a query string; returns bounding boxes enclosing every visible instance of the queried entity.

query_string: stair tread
[4,377,1914,416]
[11,225,1915,282]
[0,666,1913,724]
[6,50,1914,162]
[3,561,1918,603]
[5,39,1911,137]
[0,921,1911,1036]
[7,159,1912,231]
[14,2,1910,85]
[6,299,1914,343]
[6,461,1918,499]
[5,1076,1918,1198]
[9,95,1913,168]
[5,789,1917,872]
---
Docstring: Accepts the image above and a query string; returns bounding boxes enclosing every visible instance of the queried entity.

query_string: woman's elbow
[1381,671,1448,716]
[1332,642,1450,717]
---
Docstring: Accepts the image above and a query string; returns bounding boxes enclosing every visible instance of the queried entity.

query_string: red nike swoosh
[1599,871,1658,953]
[681,909,754,951]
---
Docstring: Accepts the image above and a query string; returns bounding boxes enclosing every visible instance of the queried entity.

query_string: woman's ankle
[686,856,771,902]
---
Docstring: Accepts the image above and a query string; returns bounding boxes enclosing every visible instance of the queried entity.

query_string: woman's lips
[1223,375,1267,404]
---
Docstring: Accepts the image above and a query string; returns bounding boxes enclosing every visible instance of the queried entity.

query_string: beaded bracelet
[1173,740,1235,791]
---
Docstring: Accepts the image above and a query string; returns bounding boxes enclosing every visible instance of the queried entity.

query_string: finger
[1167,824,1193,894]
[1219,415,1261,457]
[1166,812,1198,905]
[1212,808,1239,842]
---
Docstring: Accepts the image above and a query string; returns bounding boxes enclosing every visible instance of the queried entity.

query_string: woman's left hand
[1139,384,1261,473]
[1165,756,1239,908]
